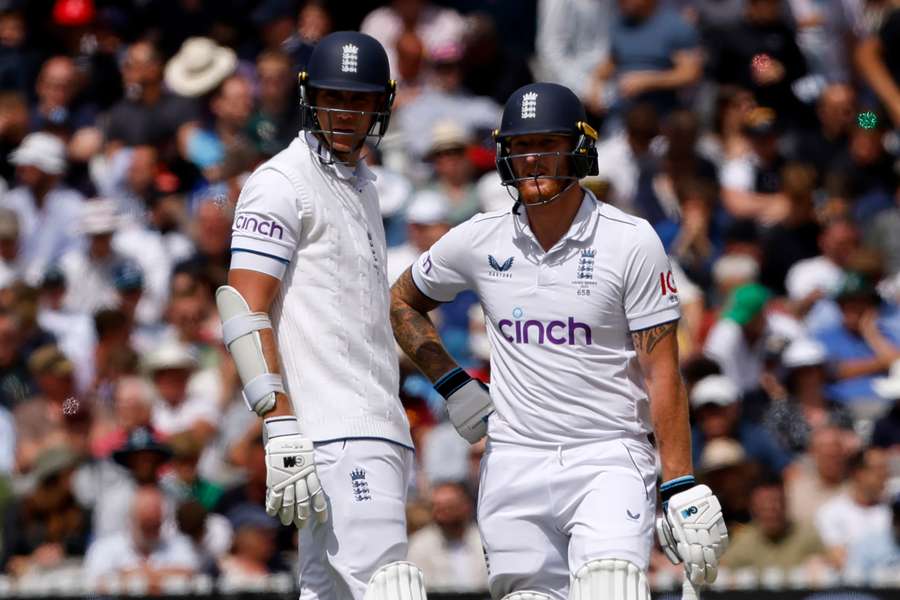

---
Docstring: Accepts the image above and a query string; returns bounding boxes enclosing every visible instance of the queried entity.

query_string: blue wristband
[433,367,472,399]
[660,475,696,508]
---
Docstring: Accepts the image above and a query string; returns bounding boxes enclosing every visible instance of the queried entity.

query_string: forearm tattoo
[390,269,456,381]
[631,321,677,355]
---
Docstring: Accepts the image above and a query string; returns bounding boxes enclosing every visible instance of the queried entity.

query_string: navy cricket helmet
[494,82,599,190]
[299,31,396,150]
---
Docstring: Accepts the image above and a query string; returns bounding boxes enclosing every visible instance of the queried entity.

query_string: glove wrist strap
[660,475,696,504]
[433,367,471,399]
[264,416,301,441]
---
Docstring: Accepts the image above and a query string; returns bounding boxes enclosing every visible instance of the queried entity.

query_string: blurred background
[1,0,900,598]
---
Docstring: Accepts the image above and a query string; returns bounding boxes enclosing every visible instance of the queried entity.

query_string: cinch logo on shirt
[498,314,593,345]
[235,214,285,240]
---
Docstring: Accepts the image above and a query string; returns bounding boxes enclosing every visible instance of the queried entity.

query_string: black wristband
[433,367,472,399]
[659,475,696,504]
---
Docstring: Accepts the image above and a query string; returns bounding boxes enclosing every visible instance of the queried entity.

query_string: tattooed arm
[390,267,459,381]
[632,320,693,481]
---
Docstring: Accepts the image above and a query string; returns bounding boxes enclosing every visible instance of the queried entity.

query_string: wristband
[660,475,696,508]
[433,367,472,399]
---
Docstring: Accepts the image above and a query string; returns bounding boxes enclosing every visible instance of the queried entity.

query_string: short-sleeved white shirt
[412,190,680,447]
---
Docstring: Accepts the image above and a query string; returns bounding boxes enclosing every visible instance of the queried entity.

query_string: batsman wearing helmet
[217,31,428,600]
[390,82,729,600]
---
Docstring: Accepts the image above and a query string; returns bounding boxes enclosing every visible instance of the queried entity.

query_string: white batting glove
[433,367,494,443]
[263,416,329,529]
[656,478,729,586]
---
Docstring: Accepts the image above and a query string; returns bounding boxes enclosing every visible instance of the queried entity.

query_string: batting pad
[570,559,650,600]
[363,561,427,600]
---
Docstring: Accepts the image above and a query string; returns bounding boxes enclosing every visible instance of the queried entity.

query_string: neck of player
[524,183,585,252]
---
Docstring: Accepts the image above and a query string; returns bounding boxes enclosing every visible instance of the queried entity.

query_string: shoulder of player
[595,201,660,249]
[458,208,513,240]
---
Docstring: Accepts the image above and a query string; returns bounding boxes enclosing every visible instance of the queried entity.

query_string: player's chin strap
[216,285,284,416]
[570,559,650,600]
[363,561,428,600]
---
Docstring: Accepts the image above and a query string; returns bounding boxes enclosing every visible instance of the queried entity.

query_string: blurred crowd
[2,0,900,593]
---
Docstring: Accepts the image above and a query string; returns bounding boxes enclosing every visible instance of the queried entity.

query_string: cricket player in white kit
[390,83,729,600]
[216,32,428,600]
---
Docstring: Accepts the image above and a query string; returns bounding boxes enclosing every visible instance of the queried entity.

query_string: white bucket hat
[142,340,199,374]
[9,132,67,175]
[874,359,900,401]
[78,198,121,235]
[782,338,827,370]
[406,190,450,225]
[691,375,740,409]
[164,37,237,98]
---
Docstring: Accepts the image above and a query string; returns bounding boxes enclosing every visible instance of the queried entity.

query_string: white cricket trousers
[477,436,658,600]
[298,438,415,600]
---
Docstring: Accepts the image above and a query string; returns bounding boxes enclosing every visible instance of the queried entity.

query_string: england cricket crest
[341,44,359,73]
[572,247,597,297]
[350,467,371,502]
[521,92,538,119]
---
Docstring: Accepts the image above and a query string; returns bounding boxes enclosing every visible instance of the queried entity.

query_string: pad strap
[243,373,284,413]
[222,312,272,347]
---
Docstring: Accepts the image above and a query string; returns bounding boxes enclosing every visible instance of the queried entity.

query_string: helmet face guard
[494,121,599,206]
[298,73,396,164]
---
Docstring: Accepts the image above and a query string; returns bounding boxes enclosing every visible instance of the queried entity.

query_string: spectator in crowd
[593,102,659,215]
[1,132,84,286]
[718,107,791,223]
[865,174,900,278]
[0,208,23,289]
[91,375,154,459]
[790,83,857,177]
[698,85,755,168]
[830,117,898,223]
[589,0,702,119]
[856,2,900,129]
[104,40,200,150]
[787,425,852,528]
[461,14,533,106]
[83,485,198,591]
[696,437,760,526]
[707,0,811,126]
[143,340,220,444]
[0,307,34,409]
[872,359,900,449]
[0,445,90,578]
[361,0,465,78]
[178,200,233,290]
[846,493,900,576]
[161,432,224,511]
[387,190,451,284]
[722,473,825,570]
[764,338,854,453]
[282,0,333,71]
[407,480,488,591]
[219,504,282,580]
[816,446,891,568]
[247,50,298,158]
[0,401,13,476]
[422,121,480,225]
[536,0,613,105]
[815,272,900,406]
[690,374,793,476]
[29,56,96,137]
[36,267,95,391]
[704,283,773,392]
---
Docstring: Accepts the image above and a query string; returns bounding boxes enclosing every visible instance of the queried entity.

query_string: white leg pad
[363,561,427,600]
[216,285,283,416]
[502,592,553,600]
[569,559,650,600]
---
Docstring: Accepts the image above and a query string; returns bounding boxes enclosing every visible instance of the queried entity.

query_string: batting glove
[656,476,729,586]
[263,416,329,529]
[433,367,493,443]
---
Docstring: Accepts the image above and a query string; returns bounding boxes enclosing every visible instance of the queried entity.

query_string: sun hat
[9,132,67,175]
[164,37,237,98]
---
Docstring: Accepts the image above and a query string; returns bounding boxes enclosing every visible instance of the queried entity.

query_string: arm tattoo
[390,268,457,381]
[631,321,677,355]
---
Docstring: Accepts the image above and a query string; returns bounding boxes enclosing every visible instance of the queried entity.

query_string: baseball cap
[406,190,450,225]
[113,261,144,292]
[78,199,121,235]
[723,283,771,326]
[699,438,747,473]
[27,345,74,377]
[41,265,66,289]
[690,375,740,409]
[743,107,777,137]
[834,271,878,302]
[112,426,172,467]
[781,338,827,369]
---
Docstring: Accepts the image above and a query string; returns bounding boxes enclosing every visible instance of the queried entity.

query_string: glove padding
[656,484,728,586]
[264,417,329,528]
[434,368,493,443]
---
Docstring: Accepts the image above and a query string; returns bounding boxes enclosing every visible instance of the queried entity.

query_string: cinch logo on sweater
[498,315,593,345]
[235,214,284,240]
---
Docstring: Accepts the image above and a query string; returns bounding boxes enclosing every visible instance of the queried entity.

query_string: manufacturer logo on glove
[283,455,305,468]
[681,505,699,518]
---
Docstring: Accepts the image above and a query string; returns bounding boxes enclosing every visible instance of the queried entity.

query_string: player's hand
[263,416,329,529]
[434,367,494,443]
[656,482,728,585]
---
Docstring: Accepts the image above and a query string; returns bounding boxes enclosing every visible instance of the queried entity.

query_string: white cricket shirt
[229,134,412,447]
[412,190,680,447]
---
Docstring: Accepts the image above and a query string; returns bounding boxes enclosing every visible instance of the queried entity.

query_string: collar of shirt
[301,132,377,185]
[511,187,600,256]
